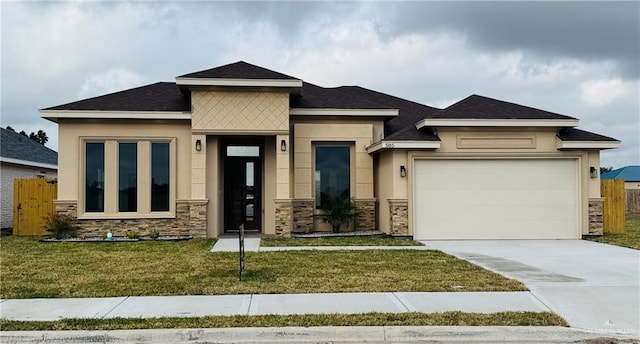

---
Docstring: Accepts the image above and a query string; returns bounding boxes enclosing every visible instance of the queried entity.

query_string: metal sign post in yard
[238,224,245,281]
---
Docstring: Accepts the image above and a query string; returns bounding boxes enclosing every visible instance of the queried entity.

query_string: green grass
[585,214,640,250]
[261,235,422,247]
[0,237,525,298]
[0,312,567,331]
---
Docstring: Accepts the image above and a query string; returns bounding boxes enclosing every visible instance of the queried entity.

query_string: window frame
[78,137,176,219]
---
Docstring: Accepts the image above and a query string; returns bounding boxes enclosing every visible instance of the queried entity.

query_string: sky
[1,1,638,168]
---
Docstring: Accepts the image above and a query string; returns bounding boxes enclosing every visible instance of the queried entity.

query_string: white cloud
[580,79,635,107]
[79,68,147,99]
[1,2,638,168]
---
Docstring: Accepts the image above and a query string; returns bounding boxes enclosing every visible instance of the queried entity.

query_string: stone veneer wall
[274,199,292,236]
[54,200,208,238]
[354,198,376,232]
[389,199,409,236]
[292,199,313,233]
[588,198,604,235]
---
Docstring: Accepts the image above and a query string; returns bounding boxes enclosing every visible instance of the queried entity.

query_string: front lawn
[0,312,567,331]
[0,237,525,298]
[585,214,640,250]
[261,235,422,247]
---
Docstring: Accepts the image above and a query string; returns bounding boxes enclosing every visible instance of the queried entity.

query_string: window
[315,146,350,209]
[151,142,170,212]
[118,142,137,212]
[82,139,174,217]
[85,142,105,212]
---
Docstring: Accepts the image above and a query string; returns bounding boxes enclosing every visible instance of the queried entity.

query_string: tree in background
[600,166,613,175]
[4,126,48,145]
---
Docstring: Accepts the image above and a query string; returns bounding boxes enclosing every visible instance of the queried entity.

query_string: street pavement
[2,326,636,344]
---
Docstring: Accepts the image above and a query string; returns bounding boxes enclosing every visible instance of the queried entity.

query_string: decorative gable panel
[192,91,289,133]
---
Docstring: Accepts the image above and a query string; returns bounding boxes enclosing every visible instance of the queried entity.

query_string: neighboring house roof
[0,128,58,169]
[42,82,190,112]
[178,61,299,80]
[601,166,640,182]
[427,94,577,120]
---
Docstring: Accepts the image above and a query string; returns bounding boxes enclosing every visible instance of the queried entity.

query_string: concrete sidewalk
[0,292,548,321]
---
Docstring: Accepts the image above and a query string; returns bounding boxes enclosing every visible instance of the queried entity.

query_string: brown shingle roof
[557,128,619,142]
[43,82,190,112]
[384,125,440,141]
[429,95,577,120]
[178,61,299,80]
[292,83,393,109]
[336,86,440,136]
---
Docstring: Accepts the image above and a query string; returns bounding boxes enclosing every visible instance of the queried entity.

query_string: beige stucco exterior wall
[587,150,601,197]
[57,121,192,217]
[263,136,277,235]
[376,152,392,233]
[205,136,221,237]
[375,149,411,234]
[192,90,289,134]
[293,121,376,200]
[626,182,640,190]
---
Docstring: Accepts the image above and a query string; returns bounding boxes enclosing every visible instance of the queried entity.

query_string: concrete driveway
[423,240,640,336]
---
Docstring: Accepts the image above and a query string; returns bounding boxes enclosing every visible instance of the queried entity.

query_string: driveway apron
[423,240,640,336]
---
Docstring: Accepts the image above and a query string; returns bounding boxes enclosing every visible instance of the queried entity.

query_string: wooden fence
[601,179,626,233]
[12,178,58,236]
[627,189,640,214]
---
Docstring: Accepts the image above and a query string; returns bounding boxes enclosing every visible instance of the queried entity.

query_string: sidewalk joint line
[100,296,129,319]
[390,292,413,312]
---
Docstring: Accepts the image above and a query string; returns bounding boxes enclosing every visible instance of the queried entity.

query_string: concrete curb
[1,326,637,343]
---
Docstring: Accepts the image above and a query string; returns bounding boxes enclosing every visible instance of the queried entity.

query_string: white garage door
[414,159,579,240]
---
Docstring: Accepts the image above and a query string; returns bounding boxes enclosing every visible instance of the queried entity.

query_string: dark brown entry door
[224,148,261,232]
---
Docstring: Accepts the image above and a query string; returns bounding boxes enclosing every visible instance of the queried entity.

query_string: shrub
[148,229,160,239]
[125,230,140,240]
[320,196,357,233]
[44,213,78,239]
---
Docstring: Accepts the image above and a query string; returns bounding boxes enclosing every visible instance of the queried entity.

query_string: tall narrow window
[151,142,170,212]
[315,146,350,209]
[119,142,137,212]
[85,142,104,212]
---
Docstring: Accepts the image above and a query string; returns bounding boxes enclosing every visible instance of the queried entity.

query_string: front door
[224,145,262,232]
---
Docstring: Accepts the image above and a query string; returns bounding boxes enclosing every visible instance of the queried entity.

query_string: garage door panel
[414,159,579,240]
[417,189,576,207]
[424,204,576,222]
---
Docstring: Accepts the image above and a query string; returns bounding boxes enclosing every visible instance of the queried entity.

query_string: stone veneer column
[274,134,292,236]
[588,198,604,235]
[354,198,376,231]
[292,199,314,233]
[274,199,292,236]
[388,199,409,236]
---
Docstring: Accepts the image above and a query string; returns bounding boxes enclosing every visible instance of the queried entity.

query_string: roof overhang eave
[415,118,579,129]
[175,77,303,88]
[556,139,621,150]
[366,140,441,153]
[0,157,57,170]
[290,108,399,117]
[39,110,192,121]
